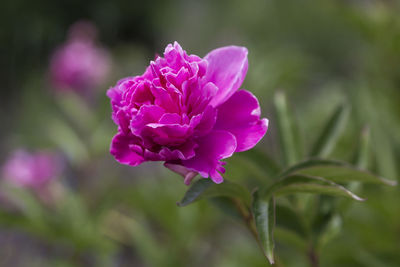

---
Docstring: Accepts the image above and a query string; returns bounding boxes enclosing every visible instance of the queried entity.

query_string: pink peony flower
[49,21,111,92]
[2,150,61,189]
[107,42,268,184]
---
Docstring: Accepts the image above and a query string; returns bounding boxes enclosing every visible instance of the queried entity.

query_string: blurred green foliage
[1,0,400,266]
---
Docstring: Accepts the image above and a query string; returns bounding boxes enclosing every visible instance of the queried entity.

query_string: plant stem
[232,198,258,239]
[308,246,319,267]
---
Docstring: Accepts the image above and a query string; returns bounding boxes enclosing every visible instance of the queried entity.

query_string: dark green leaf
[252,190,276,264]
[279,158,345,178]
[263,175,364,201]
[178,179,251,207]
[310,103,350,157]
[253,173,364,264]
[177,179,213,207]
[296,166,397,186]
[278,158,397,186]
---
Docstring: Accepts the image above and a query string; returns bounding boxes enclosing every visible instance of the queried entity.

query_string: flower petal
[159,140,197,161]
[143,123,191,146]
[130,105,165,136]
[215,90,268,152]
[182,130,237,183]
[204,46,248,107]
[110,132,144,166]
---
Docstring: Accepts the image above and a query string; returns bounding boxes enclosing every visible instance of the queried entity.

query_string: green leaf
[279,158,345,178]
[177,179,213,207]
[263,175,364,201]
[296,165,397,186]
[252,190,276,264]
[274,175,364,201]
[274,91,300,166]
[310,103,350,157]
[178,179,251,207]
[253,173,363,265]
[278,158,397,186]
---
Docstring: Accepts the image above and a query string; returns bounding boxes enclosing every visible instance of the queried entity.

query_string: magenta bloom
[107,42,268,184]
[49,21,111,92]
[2,150,61,189]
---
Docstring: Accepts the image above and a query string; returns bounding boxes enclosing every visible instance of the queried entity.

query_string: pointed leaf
[270,175,364,201]
[253,173,363,265]
[252,190,276,264]
[278,158,397,186]
[177,179,213,206]
[262,175,364,201]
[310,104,350,157]
[279,158,345,178]
[178,179,251,207]
[296,166,397,186]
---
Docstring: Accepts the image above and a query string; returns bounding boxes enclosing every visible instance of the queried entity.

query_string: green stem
[308,246,319,267]
[232,198,258,239]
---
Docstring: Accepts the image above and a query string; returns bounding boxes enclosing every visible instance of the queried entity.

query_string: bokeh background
[1,0,400,266]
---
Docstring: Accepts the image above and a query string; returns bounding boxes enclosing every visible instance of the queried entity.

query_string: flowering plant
[107,43,397,265]
[49,21,111,94]
[2,150,61,190]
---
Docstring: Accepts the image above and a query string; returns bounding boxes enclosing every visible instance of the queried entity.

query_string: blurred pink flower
[2,150,61,189]
[107,42,268,185]
[49,21,111,92]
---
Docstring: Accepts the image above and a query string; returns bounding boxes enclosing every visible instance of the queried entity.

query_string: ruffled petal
[182,130,237,183]
[192,105,217,137]
[110,132,144,166]
[204,46,248,107]
[130,105,165,135]
[142,123,191,146]
[215,90,268,152]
